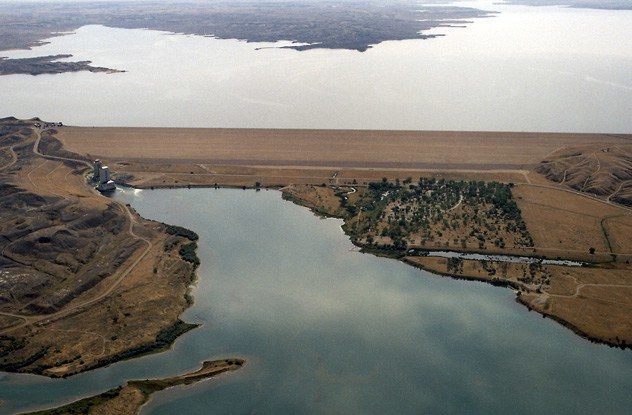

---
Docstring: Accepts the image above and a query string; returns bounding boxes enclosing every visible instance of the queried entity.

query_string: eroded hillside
[537,144,632,206]
[0,118,201,377]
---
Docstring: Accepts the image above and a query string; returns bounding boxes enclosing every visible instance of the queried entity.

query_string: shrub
[179,242,200,266]
[165,225,198,241]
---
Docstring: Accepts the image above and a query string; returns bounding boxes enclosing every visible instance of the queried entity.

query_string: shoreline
[21,358,245,415]
[125,182,622,263]
[404,258,630,350]
[120,181,626,350]
[0,119,212,379]
[281,185,631,350]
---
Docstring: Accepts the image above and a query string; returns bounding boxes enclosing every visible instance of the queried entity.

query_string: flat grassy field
[59,127,630,170]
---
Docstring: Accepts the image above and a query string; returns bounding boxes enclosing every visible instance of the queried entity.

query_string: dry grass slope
[0,118,202,378]
[537,144,632,206]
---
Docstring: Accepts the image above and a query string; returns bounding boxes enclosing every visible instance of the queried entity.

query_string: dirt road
[0,129,152,335]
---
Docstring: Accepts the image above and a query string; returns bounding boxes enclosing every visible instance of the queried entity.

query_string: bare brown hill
[537,144,632,206]
[0,118,204,378]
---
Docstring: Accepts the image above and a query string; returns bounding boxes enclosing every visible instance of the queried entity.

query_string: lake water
[421,250,583,266]
[1,1,632,413]
[1,1,631,132]
[1,188,630,414]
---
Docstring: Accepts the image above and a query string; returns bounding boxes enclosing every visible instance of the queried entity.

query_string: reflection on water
[3,188,629,414]
[0,1,631,132]
[420,250,584,266]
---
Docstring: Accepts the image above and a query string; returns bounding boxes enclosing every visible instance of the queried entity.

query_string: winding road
[0,127,153,335]
[0,145,17,171]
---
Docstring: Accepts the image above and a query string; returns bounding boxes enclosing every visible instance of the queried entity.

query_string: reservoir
[0,1,631,132]
[1,188,630,414]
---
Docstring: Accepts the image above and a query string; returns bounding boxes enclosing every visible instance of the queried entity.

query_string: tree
[589,247,596,254]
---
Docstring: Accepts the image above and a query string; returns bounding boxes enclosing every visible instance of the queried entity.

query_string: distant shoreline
[0,1,494,75]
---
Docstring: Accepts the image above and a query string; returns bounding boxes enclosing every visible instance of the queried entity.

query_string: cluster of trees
[165,225,199,241]
[341,177,535,252]
[446,257,464,274]
[179,242,200,266]
[518,260,550,286]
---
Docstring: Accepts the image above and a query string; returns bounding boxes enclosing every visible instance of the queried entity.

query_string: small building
[92,159,102,182]
[99,166,111,183]
[93,160,115,192]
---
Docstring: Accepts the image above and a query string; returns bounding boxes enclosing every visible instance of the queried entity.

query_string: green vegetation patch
[0,345,49,373]
[342,178,533,253]
[165,225,199,241]
[0,335,26,360]
[83,320,198,373]
[179,242,200,266]
[155,319,198,346]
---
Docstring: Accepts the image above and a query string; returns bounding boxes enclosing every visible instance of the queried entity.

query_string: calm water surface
[1,188,630,414]
[1,1,632,412]
[0,1,631,132]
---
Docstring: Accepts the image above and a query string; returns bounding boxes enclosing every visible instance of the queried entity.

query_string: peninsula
[0,55,123,76]
[0,118,218,378]
[22,358,244,415]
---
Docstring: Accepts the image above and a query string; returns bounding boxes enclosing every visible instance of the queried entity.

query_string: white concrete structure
[92,159,102,182]
[99,166,111,183]
[93,160,115,192]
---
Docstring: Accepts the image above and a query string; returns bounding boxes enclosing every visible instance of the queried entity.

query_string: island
[0,55,123,76]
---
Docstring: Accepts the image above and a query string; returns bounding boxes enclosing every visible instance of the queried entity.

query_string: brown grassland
[2,121,630,387]
[0,118,218,378]
[406,257,631,345]
[54,125,632,348]
[537,143,632,206]
[59,127,629,173]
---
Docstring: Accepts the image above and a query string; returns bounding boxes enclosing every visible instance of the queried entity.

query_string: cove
[0,187,631,414]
